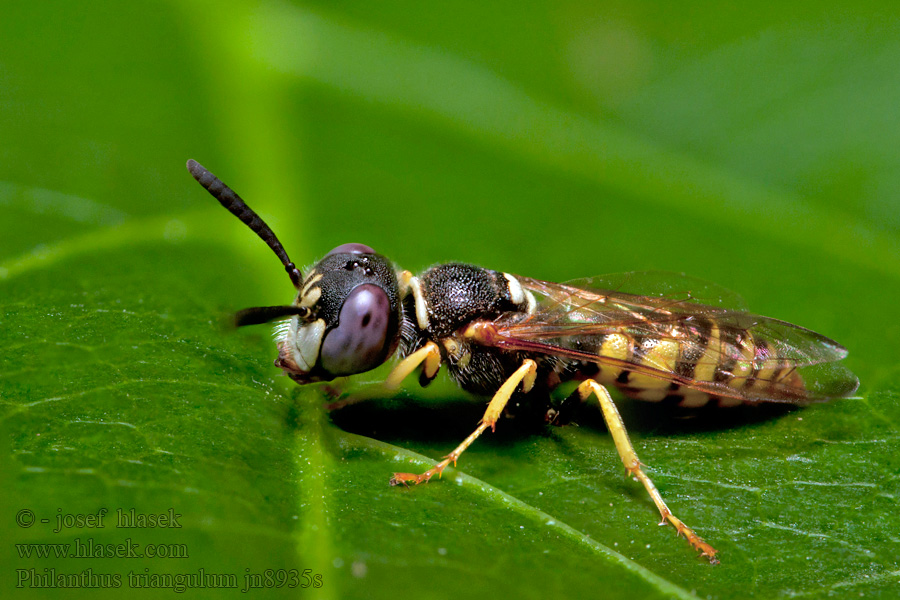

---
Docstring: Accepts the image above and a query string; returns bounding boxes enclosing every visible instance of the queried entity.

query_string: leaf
[3,1,900,599]
[0,217,693,599]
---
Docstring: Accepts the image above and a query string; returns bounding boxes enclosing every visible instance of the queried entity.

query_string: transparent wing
[482,274,858,403]
[562,271,750,311]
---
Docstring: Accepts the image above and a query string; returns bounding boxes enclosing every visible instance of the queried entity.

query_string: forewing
[485,275,858,403]
[562,271,750,311]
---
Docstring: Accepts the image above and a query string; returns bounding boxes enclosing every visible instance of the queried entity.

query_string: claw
[390,462,446,487]
[389,473,412,487]
[390,472,428,486]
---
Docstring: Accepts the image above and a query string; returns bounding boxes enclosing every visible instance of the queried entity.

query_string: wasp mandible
[187,160,859,564]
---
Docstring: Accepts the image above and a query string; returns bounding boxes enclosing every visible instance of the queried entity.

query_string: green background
[2,1,898,598]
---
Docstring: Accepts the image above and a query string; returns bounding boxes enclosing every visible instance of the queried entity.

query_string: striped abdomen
[569,318,805,408]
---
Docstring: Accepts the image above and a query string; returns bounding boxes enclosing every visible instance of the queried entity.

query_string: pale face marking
[292,318,326,371]
[299,272,323,299]
[300,286,321,308]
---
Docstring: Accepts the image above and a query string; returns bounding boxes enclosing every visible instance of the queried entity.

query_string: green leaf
[3,1,899,598]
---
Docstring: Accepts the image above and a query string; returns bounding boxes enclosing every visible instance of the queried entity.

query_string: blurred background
[2,2,898,598]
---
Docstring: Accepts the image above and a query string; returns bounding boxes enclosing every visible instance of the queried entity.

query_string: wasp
[187,160,859,564]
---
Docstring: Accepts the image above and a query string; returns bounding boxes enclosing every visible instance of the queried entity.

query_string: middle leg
[391,359,537,485]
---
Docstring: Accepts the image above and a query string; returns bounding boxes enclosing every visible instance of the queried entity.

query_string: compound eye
[319,283,390,376]
[327,243,375,256]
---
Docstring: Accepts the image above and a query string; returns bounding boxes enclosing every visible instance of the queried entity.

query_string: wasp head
[187,160,401,384]
[273,244,401,383]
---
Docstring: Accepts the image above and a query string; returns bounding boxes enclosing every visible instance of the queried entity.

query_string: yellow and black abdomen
[567,318,807,408]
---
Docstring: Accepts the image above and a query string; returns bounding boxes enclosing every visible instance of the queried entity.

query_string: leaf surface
[2,2,899,598]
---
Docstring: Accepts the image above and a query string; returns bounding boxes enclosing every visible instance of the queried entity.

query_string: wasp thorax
[277,247,402,382]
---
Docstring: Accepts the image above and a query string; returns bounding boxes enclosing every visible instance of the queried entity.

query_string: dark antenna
[234,305,309,327]
[187,159,302,288]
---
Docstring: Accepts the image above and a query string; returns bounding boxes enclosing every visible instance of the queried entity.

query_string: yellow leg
[325,342,441,410]
[384,341,442,389]
[324,341,442,410]
[577,379,719,564]
[391,359,537,486]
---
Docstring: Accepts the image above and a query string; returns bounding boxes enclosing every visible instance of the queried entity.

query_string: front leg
[384,341,442,388]
[324,341,441,410]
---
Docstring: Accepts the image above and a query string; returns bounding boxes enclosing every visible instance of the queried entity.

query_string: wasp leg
[324,342,440,411]
[384,341,442,389]
[576,379,719,564]
[391,359,537,486]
